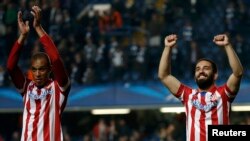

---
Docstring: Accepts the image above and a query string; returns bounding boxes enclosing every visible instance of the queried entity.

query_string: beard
[196,74,214,90]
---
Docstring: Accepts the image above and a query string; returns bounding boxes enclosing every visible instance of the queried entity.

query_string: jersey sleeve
[6,41,26,94]
[39,34,70,92]
[221,84,236,103]
[176,84,193,104]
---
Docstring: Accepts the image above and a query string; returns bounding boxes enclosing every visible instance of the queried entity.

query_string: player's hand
[17,11,30,36]
[213,34,230,46]
[164,34,178,48]
[30,5,42,28]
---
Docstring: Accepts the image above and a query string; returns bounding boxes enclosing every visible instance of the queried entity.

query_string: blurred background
[0,0,250,140]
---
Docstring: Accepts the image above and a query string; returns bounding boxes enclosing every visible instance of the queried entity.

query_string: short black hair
[31,52,51,66]
[196,58,217,73]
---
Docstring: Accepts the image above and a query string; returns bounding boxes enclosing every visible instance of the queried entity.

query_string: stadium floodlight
[231,105,250,112]
[160,107,185,113]
[91,108,130,115]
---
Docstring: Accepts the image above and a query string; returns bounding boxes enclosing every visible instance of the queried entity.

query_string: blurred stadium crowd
[0,0,250,87]
[1,0,250,141]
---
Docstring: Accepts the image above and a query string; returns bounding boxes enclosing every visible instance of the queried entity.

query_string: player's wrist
[34,25,42,30]
[19,33,28,39]
[224,43,232,48]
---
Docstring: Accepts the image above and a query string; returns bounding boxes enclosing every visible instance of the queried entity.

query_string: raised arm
[6,11,30,90]
[158,34,181,95]
[31,6,70,88]
[213,34,244,94]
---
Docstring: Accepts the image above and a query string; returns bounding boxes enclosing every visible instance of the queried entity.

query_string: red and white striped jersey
[7,34,71,141]
[176,84,236,141]
[20,79,70,141]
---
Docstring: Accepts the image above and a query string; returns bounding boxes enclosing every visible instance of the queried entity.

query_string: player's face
[31,58,51,87]
[195,60,215,89]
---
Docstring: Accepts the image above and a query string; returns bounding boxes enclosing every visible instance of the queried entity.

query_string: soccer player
[158,34,243,141]
[7,5,71,141]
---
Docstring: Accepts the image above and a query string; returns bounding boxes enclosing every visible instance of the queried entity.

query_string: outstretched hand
[30,5,42,28]
[164,34,178,48]
[213,34,230,46]
[17,11,30,36]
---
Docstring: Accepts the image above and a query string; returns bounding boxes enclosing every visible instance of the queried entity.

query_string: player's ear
[214,72,218,80]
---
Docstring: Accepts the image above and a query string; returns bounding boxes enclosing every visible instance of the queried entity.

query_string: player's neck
[198,84,215,92]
